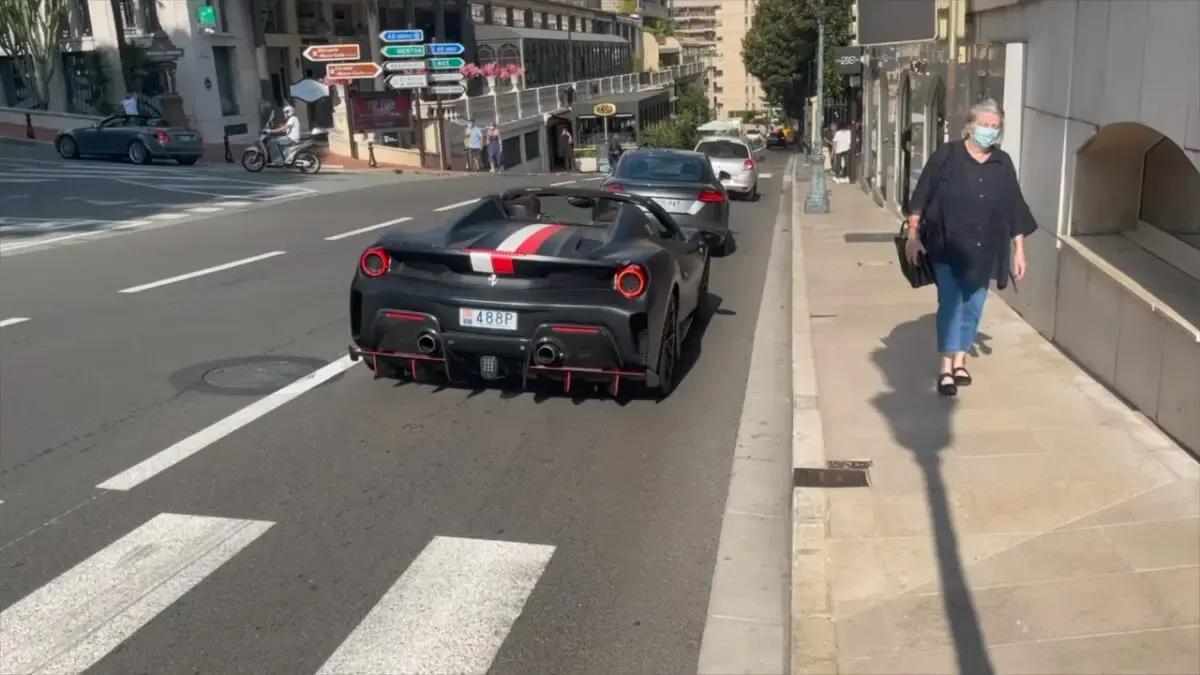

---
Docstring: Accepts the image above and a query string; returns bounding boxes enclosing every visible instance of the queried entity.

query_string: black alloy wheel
[652,295,680,399]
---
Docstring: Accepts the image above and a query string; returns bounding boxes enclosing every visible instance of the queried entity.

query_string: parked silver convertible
[55,114,204,165]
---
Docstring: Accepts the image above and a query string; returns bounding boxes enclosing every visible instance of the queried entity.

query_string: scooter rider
[268,105,301,166]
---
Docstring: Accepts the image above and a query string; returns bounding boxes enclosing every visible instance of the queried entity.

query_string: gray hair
[962,98,1004,139]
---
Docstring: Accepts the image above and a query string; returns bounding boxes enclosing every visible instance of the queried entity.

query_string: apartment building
[671,0,759,118]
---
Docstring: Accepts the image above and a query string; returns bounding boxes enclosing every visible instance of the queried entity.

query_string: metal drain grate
[793,459,873,489]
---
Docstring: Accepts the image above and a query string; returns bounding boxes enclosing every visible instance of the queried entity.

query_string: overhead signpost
[428,84,465,96]
[379,29,425,43]
[326,62,382,79]
[429,72,464,84]
[384,60,428,73]
[387,74,430,90]
[303,44,361,62]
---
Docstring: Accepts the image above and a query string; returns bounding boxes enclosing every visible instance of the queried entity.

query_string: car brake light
[602,183,624,192]
[698,190,725,203]
[743,159,754,171]
[360,247,390,277]
[614,264,647,299]
[154,130,171,143]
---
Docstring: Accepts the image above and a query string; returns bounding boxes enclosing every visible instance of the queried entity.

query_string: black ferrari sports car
[348,187,724,398]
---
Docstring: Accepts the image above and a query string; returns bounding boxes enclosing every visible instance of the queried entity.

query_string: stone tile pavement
[790,183,1200,675]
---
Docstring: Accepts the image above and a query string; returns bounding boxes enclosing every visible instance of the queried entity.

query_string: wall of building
[858,0,1200,452]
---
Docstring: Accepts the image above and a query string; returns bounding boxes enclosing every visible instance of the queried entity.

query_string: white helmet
[283,105,295,116]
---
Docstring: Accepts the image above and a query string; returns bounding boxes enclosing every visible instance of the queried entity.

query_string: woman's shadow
[869,314,996,675]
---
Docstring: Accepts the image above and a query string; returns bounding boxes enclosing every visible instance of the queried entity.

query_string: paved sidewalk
[790,184,1200,674]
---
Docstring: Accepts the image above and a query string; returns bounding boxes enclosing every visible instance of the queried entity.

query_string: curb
[0,135,51,147]
[789,173,836,674]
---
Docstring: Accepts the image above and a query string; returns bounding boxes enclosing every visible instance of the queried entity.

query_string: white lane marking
[580,176,606,182]
[316,536,555,675]
[213,200,253,207]
[262,189,316,200]
[0,513,273,675]
[113,220,152,230]
[0,231,99,252]
[759,173,774,179]
[117,250,286,294]
[0,317,31,328]
[325,216,413,241]
[96,355,356,490]
[147,212,188,220]
[187,206,224,213]
[550,180,577,186]
[433,198,479,212]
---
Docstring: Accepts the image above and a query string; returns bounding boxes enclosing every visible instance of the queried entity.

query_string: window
[471,3,485,23]
[523,9,533,27]
[556,14,562,30]
[696,139,749,158]
[615,154,710,183]
[505,7,514,26]
[212,46,240,116]
[540,12,548,28]
[263,0,286,33]
[0,56,35,107]
[331,4,355,35]
[569,16,576,32]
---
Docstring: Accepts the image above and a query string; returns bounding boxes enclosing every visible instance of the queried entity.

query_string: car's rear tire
[695,255,711,319]
[128,141,151,164]
[749,182,759,201]
[56,136,79,159]
[649,293,680,399]
[177,156,199,166]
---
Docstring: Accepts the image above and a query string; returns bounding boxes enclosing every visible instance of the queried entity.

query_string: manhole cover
[203,360,317,390]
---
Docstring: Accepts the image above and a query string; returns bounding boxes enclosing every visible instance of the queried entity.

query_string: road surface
[0,149,797,675]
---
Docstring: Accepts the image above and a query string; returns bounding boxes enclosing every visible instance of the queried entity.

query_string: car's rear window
[615,155,710,183]
[695,141,750,159]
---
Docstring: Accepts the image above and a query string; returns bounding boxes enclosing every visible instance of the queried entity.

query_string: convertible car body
[348,187,723,398]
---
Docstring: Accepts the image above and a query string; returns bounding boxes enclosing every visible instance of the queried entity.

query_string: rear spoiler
[384,246,623,278]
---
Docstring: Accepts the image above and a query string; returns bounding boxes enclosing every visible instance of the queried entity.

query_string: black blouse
[907,140,1037,289]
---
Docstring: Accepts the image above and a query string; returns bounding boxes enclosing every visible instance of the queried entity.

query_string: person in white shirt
[121,92,138,115]
[832,124,853,182]
[268,105,301,165]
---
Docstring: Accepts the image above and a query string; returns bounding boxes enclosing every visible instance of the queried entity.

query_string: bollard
[24,112,34,139]
[366,138,377,168]
[223,131,233,162]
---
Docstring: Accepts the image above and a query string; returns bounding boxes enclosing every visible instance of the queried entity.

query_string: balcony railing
[417,61,707,130]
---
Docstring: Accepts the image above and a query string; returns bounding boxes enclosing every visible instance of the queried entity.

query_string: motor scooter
[241,112,323,173]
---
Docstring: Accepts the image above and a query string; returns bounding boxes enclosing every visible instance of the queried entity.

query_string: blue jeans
[272,136,296,162]
[933,263,988,354]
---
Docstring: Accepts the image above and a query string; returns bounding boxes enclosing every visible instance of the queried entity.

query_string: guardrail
[416,61,707,128]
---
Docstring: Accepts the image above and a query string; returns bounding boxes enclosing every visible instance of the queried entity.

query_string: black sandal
[937,373,958,397]
[952,367,972,386]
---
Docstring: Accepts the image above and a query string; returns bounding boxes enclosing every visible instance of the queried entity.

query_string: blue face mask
[972,126,1000,148]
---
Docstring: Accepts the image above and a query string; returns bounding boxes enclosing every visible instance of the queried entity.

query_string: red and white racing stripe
[465,223,566,274]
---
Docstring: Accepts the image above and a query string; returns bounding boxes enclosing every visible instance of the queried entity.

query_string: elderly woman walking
[904,99,1038,396]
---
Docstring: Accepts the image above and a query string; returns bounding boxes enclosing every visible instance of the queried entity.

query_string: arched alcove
[895,73,913,212]
[928,78,946,151]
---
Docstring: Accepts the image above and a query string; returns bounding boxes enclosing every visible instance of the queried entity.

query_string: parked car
[693,136,761,201]
[55,114,204,165]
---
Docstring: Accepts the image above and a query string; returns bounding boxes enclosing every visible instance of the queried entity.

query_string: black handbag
[894,222,936,288]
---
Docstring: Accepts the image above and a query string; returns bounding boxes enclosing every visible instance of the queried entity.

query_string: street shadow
[869,313,996,675]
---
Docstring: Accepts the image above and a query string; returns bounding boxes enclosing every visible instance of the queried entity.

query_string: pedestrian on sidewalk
[903,99,1038,397]
[121,91,138,115]
[464,119,484,171]
[832,124,852,182]
[486,122,503,173]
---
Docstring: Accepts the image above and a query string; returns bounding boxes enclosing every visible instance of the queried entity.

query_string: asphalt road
[0,149,796,675]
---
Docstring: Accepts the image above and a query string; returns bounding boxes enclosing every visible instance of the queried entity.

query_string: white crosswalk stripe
[0,512,555,675]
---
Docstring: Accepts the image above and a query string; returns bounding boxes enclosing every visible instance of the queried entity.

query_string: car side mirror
[567,196,596,208]
[686,239,704,253]
[717,171,731,181]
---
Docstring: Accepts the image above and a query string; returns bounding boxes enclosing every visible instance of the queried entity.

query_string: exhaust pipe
[415,332,439,355]
[533,342,561,366]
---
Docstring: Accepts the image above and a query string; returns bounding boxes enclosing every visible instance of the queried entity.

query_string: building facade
[855,0,1200,451]
[671,0,759,118]
[0,0,639,143]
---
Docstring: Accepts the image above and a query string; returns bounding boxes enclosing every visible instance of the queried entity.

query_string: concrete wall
[972,0,1200,453]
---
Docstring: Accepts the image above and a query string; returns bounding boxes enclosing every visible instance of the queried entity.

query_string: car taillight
[154,130,171,143]
[360,247,390,277]
[698,190,726,203]
[614,264,647,299]
[602,183,624,192]
[743,159,754,171]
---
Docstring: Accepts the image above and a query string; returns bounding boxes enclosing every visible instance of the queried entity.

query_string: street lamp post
[804,8,830,214]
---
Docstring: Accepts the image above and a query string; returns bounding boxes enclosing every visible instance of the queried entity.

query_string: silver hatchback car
[694,136,761,200]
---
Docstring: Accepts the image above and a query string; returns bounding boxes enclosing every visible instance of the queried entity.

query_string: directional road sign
[303,44,361,62]
[429,72,465,83]
[426,43,464,56]
[383,60,428,73]
[427,57,465,70]
[387,74,429,89]
[379,29,424,43]
[381,44,426,59]
[428,84,466,96]
[326,62,382,79]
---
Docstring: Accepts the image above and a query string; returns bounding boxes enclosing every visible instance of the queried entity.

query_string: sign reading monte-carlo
[854,0,936,46]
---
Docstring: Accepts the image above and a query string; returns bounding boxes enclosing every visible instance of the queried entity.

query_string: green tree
[0,0,71,108]
[741,0,852,117]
